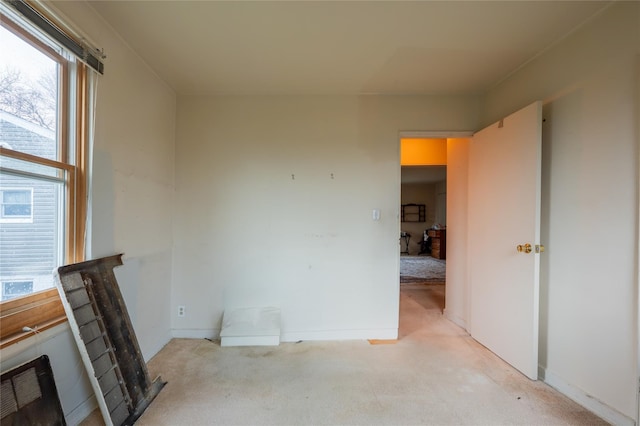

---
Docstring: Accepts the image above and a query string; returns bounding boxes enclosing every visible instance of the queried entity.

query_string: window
[0,189,33,222]
[2,281,34,300]
[0,1,101,347]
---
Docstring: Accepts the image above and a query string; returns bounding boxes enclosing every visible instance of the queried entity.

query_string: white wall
[1,1,177,423]
[172,95,479,340]
[74,1,176,360]
[482,2,639,423]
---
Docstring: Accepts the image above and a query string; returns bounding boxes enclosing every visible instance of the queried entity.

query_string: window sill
[0,315,67,349]
[0,289,67,349]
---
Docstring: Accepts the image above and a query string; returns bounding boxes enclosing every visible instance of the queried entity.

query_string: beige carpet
[81,285,608,426]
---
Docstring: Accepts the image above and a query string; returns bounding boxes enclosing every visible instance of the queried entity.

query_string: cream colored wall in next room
[400,182,443,255]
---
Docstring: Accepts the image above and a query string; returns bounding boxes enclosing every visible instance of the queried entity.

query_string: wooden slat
[0,147,73,172]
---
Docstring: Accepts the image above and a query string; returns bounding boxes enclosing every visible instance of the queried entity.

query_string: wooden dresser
[428,229,446,260]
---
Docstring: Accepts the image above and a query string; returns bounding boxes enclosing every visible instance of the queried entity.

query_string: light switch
[372,209,381,221]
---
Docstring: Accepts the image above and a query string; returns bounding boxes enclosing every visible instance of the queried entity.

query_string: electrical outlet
[177,305,185,317]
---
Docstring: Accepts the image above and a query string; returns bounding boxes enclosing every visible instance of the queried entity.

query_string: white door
[468,101,543,380]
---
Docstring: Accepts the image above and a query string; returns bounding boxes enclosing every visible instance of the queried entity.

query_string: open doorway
[398,134,471,336]
[399,138,448,320]
[400,165,447,312]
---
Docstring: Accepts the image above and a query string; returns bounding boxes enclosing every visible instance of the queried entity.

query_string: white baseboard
[171,328,220,340]
[221,335,280,347]
[443,309,467,330]
[281,328,397,342]
[66,395,97,426]
[540,367,635,426]
[171,328,398,342]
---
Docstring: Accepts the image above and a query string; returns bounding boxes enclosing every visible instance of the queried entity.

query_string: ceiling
[83,1,611,96]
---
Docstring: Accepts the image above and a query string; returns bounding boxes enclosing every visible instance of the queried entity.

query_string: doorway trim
[635,54,640,426]
[400,131,474,139]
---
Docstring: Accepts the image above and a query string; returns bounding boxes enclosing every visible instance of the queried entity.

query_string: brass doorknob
[517,243,532,253]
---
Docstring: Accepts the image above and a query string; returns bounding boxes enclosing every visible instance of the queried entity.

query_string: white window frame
[0,188,34,223]
[1,280,34,300]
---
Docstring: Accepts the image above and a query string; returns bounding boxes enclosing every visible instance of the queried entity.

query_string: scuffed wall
[172,95,479,341]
